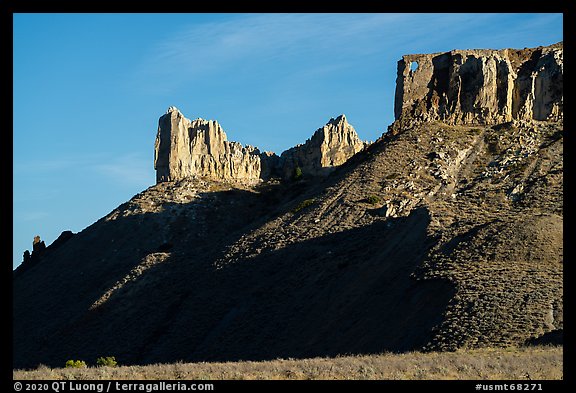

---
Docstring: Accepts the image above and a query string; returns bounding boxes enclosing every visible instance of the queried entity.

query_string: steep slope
[13,43,562,368]
[221,119,562,352]
[13,177,453,366]
[13,119,562,367]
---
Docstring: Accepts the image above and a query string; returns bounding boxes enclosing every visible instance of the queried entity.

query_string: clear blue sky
[13,13,563,269]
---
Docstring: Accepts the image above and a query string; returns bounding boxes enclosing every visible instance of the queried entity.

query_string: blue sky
[13,13,563,269]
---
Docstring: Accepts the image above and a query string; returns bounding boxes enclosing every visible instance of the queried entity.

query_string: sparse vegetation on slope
[64,360,86,369]
[14,346,562,380]
[292,198,316,213]
[366,195,380,205]
[96,356,118,367]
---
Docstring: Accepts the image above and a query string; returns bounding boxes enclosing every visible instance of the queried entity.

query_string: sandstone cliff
[154,107,273,183]
[280,115,366,178]
[155,109,365,183]
[394,42,563,128]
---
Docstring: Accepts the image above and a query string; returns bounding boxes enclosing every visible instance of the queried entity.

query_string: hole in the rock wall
[410,61,419,73]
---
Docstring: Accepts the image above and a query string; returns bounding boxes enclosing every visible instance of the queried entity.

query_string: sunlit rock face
[154,107,272,183]
[279,114,366,178]
[394,43,563,127]
[155,108,365,182]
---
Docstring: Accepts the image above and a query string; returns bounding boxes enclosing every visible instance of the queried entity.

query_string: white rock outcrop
[154,107,272,183]
[394,42,563,127]
[155,109,366,183]
[280,115,366,178]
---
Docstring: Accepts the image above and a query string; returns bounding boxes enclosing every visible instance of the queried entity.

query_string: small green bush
[65,360,87,368]
[293,198,315,213]
[293,166,303,181]
[96,356,118,367]
[366,195,380,205]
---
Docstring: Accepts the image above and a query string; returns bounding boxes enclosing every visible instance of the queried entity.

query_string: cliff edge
[154,109,366,183]
[394,42,563,129]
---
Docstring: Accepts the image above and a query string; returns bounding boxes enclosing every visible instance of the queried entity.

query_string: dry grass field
[14,346,562,380]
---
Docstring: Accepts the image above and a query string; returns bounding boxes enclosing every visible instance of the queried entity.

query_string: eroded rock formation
[155,109,365,183]
[280,115,366,178]
[15,231,75,277]
[154,107,273,183]
[394,42,563,127]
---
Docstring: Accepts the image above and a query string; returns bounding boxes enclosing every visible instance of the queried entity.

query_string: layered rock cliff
[280,115,366,178]
[155,109,365,183]
[154,107,273,183]
[394,42,563,128]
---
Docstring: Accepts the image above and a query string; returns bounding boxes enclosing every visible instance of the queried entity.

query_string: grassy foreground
[14,346,562,380]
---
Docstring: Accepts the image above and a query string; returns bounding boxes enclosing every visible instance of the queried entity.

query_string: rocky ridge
[155,108,366,183]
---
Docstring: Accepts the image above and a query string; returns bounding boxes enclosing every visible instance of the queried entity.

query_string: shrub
[293,166,303,181]
[366,195,380,205]
[487,140,501,154]
[65,360,87,368]
[96,356,118,367]
[293,198,315,213]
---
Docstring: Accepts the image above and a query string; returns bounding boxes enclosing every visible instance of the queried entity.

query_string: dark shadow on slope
[14,180,454,368]
[13,185,295,369]
[13,211,164,368]
[437,220,496,256]
[525,329,563,346]
[139,207,454,365]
